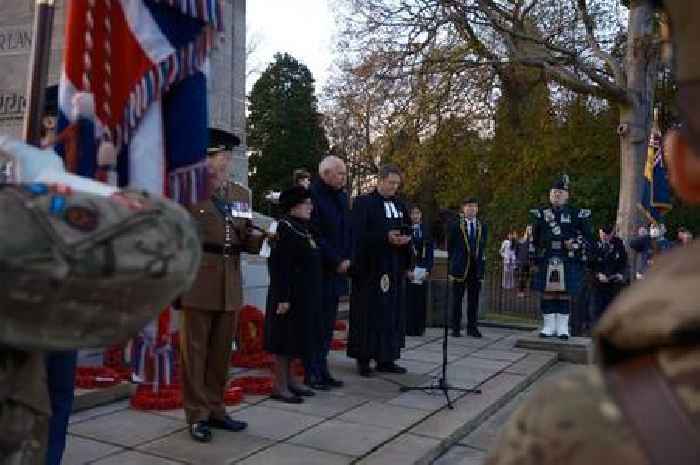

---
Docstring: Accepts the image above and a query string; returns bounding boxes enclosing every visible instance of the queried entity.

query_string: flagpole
[22,0,56,146]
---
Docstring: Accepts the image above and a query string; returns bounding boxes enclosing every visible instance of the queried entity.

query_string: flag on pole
[640,127,673,223]
[57,0,222,204]
[56,0,224,389]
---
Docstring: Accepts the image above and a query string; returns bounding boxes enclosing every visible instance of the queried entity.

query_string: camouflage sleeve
[485,367,647,465]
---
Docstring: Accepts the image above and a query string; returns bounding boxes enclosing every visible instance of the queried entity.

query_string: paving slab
[356,433,441,465]
[259,390,367,417]
[236,443,353,465]
[92,450,183,465]
[419,343,477,357]
[338,401,430,430]
[72,383,134,413]
[469,349,526,363]
[69,409,185,447]
[288,419,398,457]
[69,400,130,425]
[433,445,487,465]
[138,430,272,464]
[392,358,441,375]
[62,435,123,465]
[231,405,325,440]
[402,349,461,364]
[503,352,557,376]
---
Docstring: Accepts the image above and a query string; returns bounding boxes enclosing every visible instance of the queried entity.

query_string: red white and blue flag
[57,0,224,389]
[57,0,222,204]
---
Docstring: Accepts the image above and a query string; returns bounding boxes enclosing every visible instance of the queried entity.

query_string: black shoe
[357,361,373,377]
[208,415,247,432]
[270,392,304,404]
[558,334,569,341]
[289,385,315,397]
[451,330,462,337]
[322,375,344,388]
[376,362,408,374]
[466,327,482,338]
[190,421,212,442]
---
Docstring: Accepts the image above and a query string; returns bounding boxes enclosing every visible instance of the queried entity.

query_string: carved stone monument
[0,0,249,184]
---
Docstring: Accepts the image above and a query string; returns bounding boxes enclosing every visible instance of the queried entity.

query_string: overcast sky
[246,0,336,94]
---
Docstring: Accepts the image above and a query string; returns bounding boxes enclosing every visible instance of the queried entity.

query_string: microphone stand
[398,217,481,410]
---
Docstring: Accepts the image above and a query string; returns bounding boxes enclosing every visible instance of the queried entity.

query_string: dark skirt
[405,281,427,336]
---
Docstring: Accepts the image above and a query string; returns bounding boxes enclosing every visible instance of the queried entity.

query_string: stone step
[514,330,592,364]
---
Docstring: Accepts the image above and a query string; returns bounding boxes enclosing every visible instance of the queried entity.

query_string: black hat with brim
[552,175,570,191]
[208,128,241,155]
[462,197,479,206]
[279,185,311,212]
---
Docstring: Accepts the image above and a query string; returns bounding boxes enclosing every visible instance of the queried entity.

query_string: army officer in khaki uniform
[180,129,264,443]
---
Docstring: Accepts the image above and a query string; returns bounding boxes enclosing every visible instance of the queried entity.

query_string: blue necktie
[468,222,476,250]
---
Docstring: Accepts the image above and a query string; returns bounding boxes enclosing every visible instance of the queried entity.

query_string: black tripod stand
[399,276,481,409]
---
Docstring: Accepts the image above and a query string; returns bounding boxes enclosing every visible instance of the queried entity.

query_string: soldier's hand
[276,302,290,315]
[597,273,608,283]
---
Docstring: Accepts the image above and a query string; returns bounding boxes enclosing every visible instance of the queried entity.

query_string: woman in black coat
[264,186,323,403]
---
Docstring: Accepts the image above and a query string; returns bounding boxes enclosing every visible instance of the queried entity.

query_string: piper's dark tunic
[264,217,323,358]
[347,190,411,363]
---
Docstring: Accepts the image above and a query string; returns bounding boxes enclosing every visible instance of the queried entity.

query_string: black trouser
[451,275,481,331]
[592,285,620,324]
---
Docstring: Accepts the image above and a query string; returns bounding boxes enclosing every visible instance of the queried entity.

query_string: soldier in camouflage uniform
[529,175,593,340]
[487,2,700,464]
[0,137,202,465]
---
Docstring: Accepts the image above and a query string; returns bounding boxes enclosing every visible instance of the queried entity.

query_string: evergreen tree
[248,53,328,209]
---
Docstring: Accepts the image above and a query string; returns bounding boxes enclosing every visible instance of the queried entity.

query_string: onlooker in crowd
[405,205,434,337]
[347,164,411,377]
[515,226,533,297]
[179,129,264,443]
[306,156,351,389]
[676,226,693,246]
[264,186,321,404]
[499,231,517,289]
[590,225,627,324]
[294,168,312,189]
[448,198,488,338]
[630,223,672,279]
[486,2,700,462]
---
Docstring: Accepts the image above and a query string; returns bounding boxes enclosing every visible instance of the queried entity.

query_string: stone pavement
[432,363,577,465]
[64,327,556,465]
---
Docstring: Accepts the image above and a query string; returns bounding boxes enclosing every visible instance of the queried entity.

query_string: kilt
[531,258,586,296]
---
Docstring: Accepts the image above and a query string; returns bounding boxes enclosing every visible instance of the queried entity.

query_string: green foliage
[248,53,329,209]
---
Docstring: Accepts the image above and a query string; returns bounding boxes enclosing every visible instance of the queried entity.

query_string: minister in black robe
[347,165,412,377]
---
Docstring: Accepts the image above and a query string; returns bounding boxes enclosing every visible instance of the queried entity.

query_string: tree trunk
[616,2,658,241]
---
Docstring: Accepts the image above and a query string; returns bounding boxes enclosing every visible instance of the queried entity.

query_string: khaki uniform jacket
[181,188,264,312]
[486,241,700,465]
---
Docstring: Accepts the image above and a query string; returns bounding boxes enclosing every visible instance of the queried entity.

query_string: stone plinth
[515,331,593,364]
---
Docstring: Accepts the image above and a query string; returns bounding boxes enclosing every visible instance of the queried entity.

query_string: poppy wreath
[334,320,347,331]
[130,384,182,411]
[330,338,347,351]
[223,385,244,405]
[229,376,274,395]
[75,367,121,389]
[237,305,266,354]
[102,345,132,381]
[291,358,305,377]
[230,351,274,368]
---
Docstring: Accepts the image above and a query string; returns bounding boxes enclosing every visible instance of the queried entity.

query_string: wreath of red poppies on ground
[223,385,244,405]
[229,376,274,395]
[75,367,121,389]
[130,384,183,410]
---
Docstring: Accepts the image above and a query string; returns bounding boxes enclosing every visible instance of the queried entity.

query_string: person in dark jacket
[515,226,533,297]
[264,186,322,404]
[447,198,488,338]
[405,205,434,336]
[347,164,411,377]
[305,156,352,389]
[590,225,628,323]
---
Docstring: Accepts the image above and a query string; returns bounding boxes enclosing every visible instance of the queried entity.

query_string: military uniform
[485,241,700,465]
[590,235,628,323]
[530,178,593,339]
[179,181,264,427]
